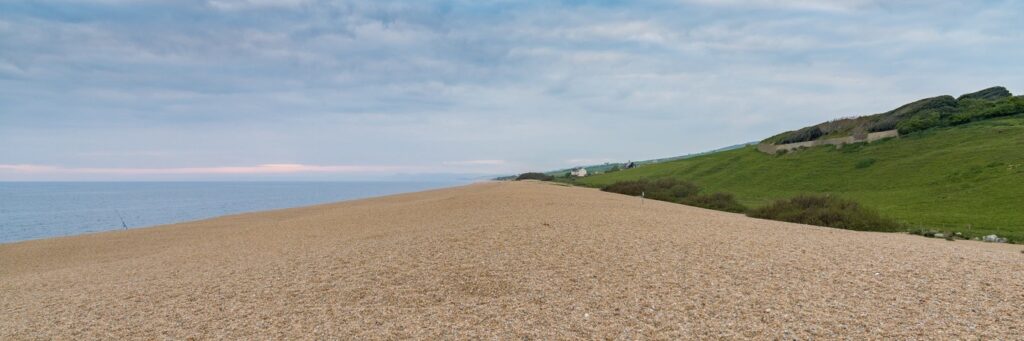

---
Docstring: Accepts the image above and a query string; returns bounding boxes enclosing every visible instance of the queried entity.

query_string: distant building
[570,167,588,177]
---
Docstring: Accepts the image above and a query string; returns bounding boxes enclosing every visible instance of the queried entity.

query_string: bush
[601,180,647,196]
[867,115,900,132]
[896,110,943,134]
[644,191,677,202]
[515,172,554,181]
[601,178,702,203]
[653,178,678,190]
[670,182,701,199]
[747,195,903,232]
[975,96,1024,120]
[957,86,1012,101]
[779,126,824,144]
[601,178,745,213]
[950,97,1024,125]
[680,193,747,213]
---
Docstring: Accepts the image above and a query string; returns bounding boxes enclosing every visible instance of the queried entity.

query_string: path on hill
[2,181,1022,339]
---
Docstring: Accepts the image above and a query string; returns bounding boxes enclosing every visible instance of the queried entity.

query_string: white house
[570,167,588,177]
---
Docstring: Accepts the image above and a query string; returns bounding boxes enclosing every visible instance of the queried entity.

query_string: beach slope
[2,181,1022,339]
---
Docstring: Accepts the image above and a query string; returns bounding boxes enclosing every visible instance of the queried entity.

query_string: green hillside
[763,86,1022,144]
[577,115,1024,242]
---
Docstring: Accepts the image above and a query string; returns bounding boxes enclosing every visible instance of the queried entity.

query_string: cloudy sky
[1,0,1022,180]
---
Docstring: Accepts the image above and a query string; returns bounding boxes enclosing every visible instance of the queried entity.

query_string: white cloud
[679,0,879,12]
[2,0,1022,180]
[207,0,310,11]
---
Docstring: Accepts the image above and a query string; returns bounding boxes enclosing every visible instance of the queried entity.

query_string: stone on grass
[983,234,1007,243]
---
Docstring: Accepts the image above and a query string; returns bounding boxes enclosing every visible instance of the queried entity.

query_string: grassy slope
[578,116,1024,241]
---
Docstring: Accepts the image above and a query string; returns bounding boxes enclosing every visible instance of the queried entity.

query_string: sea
[0,181,462,244]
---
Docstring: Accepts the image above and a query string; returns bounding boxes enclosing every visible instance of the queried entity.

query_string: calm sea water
[0,181,461,244]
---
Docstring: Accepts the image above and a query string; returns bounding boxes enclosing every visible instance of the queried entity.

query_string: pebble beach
[2,181,1022,339]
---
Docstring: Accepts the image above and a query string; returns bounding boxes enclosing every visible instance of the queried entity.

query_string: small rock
[983,234,1006,243]
[934,233,945,238]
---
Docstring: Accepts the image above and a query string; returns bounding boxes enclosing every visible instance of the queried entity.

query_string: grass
[578,116,1024,242]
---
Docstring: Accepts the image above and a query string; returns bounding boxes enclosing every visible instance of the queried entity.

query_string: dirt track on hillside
[2,181,1022,339]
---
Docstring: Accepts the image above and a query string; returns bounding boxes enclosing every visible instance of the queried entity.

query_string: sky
[1,0,1022,180]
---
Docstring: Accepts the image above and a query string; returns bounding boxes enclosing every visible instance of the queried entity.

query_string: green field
[577,116,1024,242]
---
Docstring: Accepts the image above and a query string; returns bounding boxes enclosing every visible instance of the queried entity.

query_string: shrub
[601,180,647,196]
[779,126,824,144]
[601,178,703,204]
[680,193,747,213]
[515,172,554,181]
[888,95,957,118]
[653,178,679,190]
[896,111,943,134]
[747,195,903,232]
[976,96,1024,120]
[600,178,745,214]
[957,86,1012,101]
[867,115,900,132]
[644,190,677,202]
[951,96,1024,125]
[669,182,701,199]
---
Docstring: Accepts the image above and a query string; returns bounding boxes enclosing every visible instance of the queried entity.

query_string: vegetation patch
[854,158,876,169]
[747,195,903,232]
[762,87,1023,145]
[600,180,647,196]
[680,193,747,213]
[601,179,903,230]
[515,172,554,181]
[601,178,746,213]
[600,178,699,202]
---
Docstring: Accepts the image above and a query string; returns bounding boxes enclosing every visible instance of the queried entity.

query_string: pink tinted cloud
[441,159,506,166]
[0,164,62,172]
